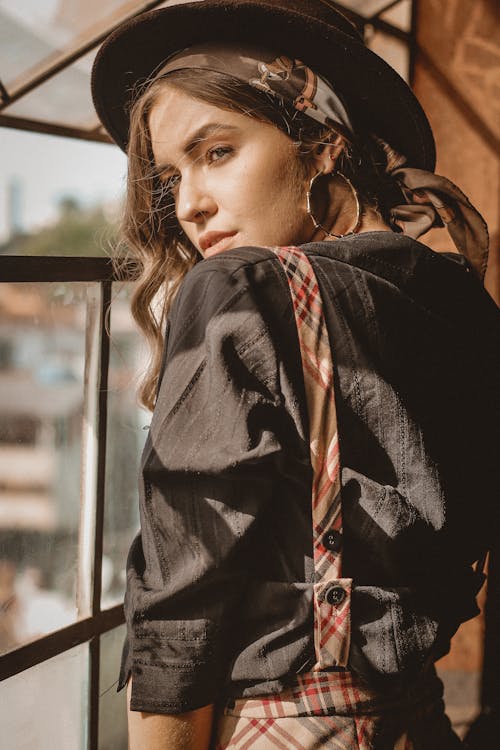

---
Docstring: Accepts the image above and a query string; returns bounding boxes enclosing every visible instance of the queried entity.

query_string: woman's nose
[176,177,217,225]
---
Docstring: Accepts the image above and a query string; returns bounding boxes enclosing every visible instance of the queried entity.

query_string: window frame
[0,255,127,750]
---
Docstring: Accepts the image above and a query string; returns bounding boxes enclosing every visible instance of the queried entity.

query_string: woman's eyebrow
[155,122,240,176]
[185,122,240,153]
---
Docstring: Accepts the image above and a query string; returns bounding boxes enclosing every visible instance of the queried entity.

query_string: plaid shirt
[120,233,499,715]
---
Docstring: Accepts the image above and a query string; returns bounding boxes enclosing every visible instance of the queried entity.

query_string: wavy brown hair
[117,69,405,411]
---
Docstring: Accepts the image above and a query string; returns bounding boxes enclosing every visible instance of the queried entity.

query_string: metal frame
[1,255,113,282]
[0,605,124,681]
[0,255,134,750]
[0,114,112,144]
[327,0,411,40]
[89,277,113,749]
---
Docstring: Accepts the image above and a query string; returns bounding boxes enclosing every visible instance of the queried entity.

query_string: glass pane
[102,282,147,608]
[4,49,102,130]
[1,1,205,130]
[0,4,53,88]
[0,281,97,654]
[99,625,128,750]
[0,128,126,254]
[438,666,481,740]
[366,29,410,81]
[380,0,412,31]
[0,642,88,750]
[335,0,399,18]
[0,0,156,91]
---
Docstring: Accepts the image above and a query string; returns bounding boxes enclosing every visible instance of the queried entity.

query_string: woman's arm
[122,256,304,718]
[127,680,214,750]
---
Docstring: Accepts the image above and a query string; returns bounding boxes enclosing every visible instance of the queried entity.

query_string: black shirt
[119,233,500,714]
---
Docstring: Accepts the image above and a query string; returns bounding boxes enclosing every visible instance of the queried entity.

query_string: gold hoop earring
[306,170,362,239]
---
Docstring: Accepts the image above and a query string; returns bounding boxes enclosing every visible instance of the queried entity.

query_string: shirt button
[325,585,346,606]
[322,530,342,552]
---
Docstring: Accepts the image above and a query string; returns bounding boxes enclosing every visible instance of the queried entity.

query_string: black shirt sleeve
[120,256,307,714]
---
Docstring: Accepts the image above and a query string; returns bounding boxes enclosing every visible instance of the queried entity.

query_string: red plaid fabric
[221,671,407,719]
[214,248,413,749]
[216,673,415,749]
[271,246,351,669]
[216,713,404,749]
[216,712,414,749]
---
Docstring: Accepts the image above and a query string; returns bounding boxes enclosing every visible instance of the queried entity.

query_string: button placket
[271,247,351,672]
[314,577,352,668]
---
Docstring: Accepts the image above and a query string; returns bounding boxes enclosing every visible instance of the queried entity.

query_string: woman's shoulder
[178,234,446,299]
[158,247,304,414]
[303,232,499,329]
[302,231,471,278]
[183,246,285,284]
[170,235,499,339]
[171,246,292,324]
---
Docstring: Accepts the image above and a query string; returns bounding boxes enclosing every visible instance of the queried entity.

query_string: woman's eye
[207,146,233,163]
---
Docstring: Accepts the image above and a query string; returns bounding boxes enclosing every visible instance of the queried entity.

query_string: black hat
[91,0,436,170]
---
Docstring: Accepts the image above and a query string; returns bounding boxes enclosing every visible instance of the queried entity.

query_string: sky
[0,127,127,243]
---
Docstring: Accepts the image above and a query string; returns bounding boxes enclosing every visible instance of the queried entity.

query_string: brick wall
[414,0,500,302]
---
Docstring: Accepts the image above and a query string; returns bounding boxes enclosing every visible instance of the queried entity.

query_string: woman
[91,2,499,748]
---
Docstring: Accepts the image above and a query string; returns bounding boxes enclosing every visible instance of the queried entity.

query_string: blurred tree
[0,196,120,257]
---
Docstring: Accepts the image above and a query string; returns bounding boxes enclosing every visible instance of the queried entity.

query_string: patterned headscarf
[156,44,489,282]
[157,44,354,136]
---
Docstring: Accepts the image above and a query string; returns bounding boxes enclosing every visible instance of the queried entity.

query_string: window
[0,257,147,748]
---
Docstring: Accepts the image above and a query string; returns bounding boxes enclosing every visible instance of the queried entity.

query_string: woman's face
[148,86,315,258]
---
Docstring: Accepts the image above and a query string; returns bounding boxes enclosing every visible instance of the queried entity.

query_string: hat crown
[91,0,436,169]
[186,0,362,42]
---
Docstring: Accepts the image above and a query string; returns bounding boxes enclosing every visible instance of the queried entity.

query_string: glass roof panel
[379,0,412,31]
[334,0,402,19]
[0,0,165,95]
[366,28,409,82]
[3,49,101,130]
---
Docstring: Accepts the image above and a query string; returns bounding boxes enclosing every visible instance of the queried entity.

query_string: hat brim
[91,1,436,170]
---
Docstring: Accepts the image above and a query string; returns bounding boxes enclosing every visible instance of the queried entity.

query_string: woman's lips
[200,232,237,257]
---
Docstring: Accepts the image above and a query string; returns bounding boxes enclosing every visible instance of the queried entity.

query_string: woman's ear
[311,134,345,176]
